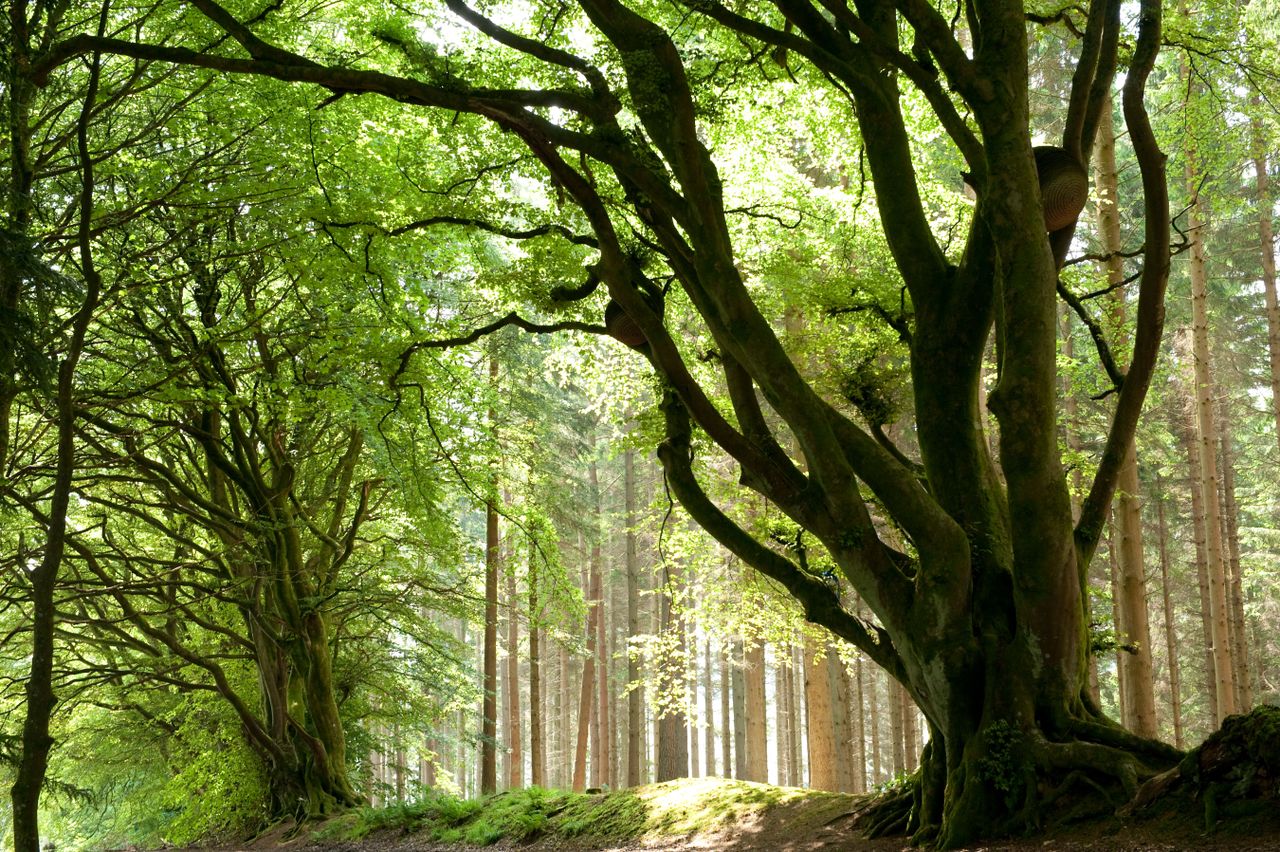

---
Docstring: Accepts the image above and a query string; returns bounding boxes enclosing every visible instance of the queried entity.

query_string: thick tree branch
[657,390,904,678]
[1075,0,1169,562]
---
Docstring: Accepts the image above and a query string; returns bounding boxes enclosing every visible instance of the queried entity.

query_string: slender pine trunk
[1155,481,1184,748]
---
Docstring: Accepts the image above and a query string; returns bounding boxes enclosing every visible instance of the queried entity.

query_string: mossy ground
[313,777,858,848]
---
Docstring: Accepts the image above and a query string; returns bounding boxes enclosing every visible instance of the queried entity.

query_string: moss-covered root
[852,776,920,841]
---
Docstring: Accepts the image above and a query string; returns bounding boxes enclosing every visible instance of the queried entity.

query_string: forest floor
[199,776,1280,852]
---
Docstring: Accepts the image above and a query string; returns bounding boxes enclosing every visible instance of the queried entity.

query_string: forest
[2,0,1279,848]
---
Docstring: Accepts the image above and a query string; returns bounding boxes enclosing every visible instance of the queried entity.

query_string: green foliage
[157,730,269,845]
[976,720,1030,806]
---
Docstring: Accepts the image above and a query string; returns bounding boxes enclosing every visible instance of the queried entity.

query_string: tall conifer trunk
[481,355,500,796]
[743,642,767,782]
[1095,93,1157,737]
[804,635,838,790]
[1154,484,1184,748]
[1216,417,1252,709]
[1184,141,1238,721]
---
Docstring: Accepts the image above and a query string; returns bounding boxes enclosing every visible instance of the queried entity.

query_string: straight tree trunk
[572,560,601,792]
[830,652,854,791]
[1250,112,1280,464]
[900,682,918,773]
[868,663,882,785]
[656,568,688,781]
[624,449,643,787]
[482,500,500,794]
[688,618,699,779]
[775,650,790,785]
[610,569,623,786]
[595,526,611,787]
[1155,483,1184,748]
[529,545,545,787]
[423,738,438,788]
[1181,411,1220,730]
[1109,526,1127,724]
[1185,147,1239,722]
[394,723,406,802]
[703,638,716,776]
[790,644,804,785]
[559,641,571,788]
[731,640,747,780]
[720,644,732,779]
[852,654,867,793]
[1216,416,1252,710]
[803,635,838,790]
[506,557,523,789]
[743,641,768,782]
[889,672,905,778]
[458,618,470,795]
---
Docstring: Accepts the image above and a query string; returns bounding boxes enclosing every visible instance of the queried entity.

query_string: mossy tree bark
[36,0,1184,842]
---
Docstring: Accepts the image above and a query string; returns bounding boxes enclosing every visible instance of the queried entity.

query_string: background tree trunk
[743,642,767,782]
[703,638,716,776]
[481,355,500,796]
[1216,416,1252,710]
[720,645,732,779]
[506,558,523,789]
[803,636,838,790]
[1155,484,1184,748]
[1182,410,1220,730]
[1095,96,1157,737]
[571,561,600,792]
[656,568,688,781]
[1250,112,1280,463]
[625,449,642,787]
[775,651,790,785]
[529,547,545,787]
[731,640,747,780]
[1185,147,1238,722]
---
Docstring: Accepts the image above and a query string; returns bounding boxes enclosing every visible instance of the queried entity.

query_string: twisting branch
[318,215,598,246]
[656,388,904,679]
[441,0,615,101]
[1056,280,1124,390]
[393,311,606,383]
[1075,0,1170,562]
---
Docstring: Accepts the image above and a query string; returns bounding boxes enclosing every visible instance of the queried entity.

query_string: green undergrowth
[317,777,846,846]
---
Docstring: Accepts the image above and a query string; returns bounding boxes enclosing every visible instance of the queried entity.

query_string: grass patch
[325,777,855,846]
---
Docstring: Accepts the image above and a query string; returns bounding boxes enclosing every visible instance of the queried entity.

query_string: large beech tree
[31,0,1186,844]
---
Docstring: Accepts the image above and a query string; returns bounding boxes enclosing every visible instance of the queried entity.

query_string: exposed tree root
[852,708,1280,848]
[1122,704,1280,832]
[857,782,915,839]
